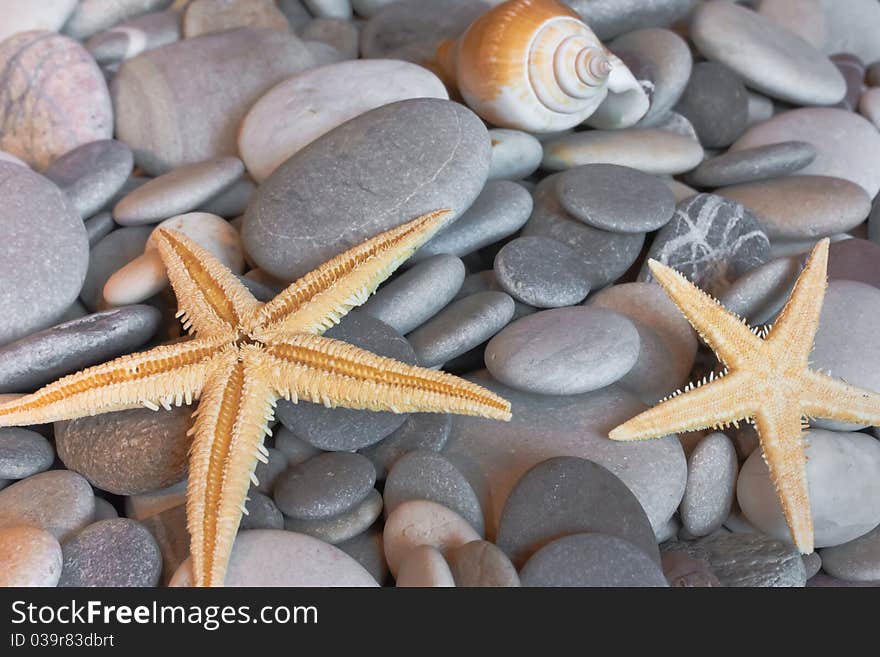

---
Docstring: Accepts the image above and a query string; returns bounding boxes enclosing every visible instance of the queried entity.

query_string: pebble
[395,545,455,587]
[718,255,801,324]
[756,0,827,49]
[745,90,775,128]
[0,526,63,587]
[239,60,447,184]
[641,194,771,296]
[0,162,89,346]
[680,433,738,538]
[275,313,417,450]
[336,527,388,585]
[183,0,289,37]
[114,28,318,175]
[661,551,722,587]
[0,306,160,393]
[64,0,172,40]
[84,212,116,246]
[587,282,698,404]
[868,62,880,87]
[273,452,376,520]
[79,226,152,311]
[485,308,639,396]
[820,523,880,582]
[673,61,749,148]
[407,292,515,368]
[197,177,255,218]
[686,141,817,188]
[55,405,192,496]
[802,551,822,580]
[807,573,880,587]
[113,157,244,225]
[447,540,520,587]
[124,480,186,521]
[730,108,880,198]
[662,532,806,587]
[0,429,54,480]
[487,130,543,181]
[283,489,383,544]
[86,9,181,63]
[716,175,871,240]
[170,529,379,586]
[44,140,133,219]
[0,31,113,169]
[273,426,322,466]
[304,0,352,19]
[828,239,880,289]
[566,0,695,40]
[817,0,880,66]
[0,0,78,42]
[240,491,284,531]
[58,518,161,587]
[359,413,450,481]
[383,500,480,576]
[831,53,866,112]
[0,470,95,541]
[252,447,287,496]
[556,164,676,233]
[92,497,119,521]
[541,127,703,175]
[299,18,360,60]
[446,374,686,536]
[138,504,186,585]
[859,87,880,130]
[523,175,645,288]
[454,271,536,323]
[738,429,880,548]
[493,237,591,308]
[690,1,845,107]
[361,255,465,335]
[244,99,489,282]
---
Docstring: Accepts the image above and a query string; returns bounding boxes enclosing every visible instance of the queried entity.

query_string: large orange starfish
[610,239,880,553]
[0,210,511,586]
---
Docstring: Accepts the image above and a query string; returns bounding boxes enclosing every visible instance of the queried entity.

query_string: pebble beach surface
[0,0,879,588]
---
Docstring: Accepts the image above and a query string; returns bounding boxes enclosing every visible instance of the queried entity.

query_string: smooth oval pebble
[183,0,290,37]
[557,163,676,233]
[407,291,515,368]
[171,529,379,586]
[241,491,284,531]
[673,61,749,148]
[687,141,817,188]
[79,226,152,311]
[359,413,450,481]
[274,452,376,520]
[0,470,95,541]
[44,140,133,219]
[240,59,447,183]
[447,539,520,587]
[0,306,160,393]
[55,405,192,495]
[274,425,321,466]
[0,429,54,480]
[336,527,388,585]
[283,488,383,544]
[0,525,63,587]
[84,212,116,247]
[820,523,880,583]
[58,518,161,587]
[383,500,480,576]
[520,533,668,587]
[487,129,543,180]
[738,429,880,548]
[493,237,590,308]
[719,255,801,324]
[680,432,738,537]
[395,545,455,587]
[485,308,639,396]
[690,1,845,106]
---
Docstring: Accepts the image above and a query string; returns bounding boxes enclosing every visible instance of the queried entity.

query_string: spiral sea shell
[436,0,648,133]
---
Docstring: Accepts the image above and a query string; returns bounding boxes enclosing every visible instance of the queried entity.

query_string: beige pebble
[0,526,63,587]
[183,0,290,38]
[395,545,456,587]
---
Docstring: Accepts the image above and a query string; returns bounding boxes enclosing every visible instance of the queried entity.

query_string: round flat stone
[407,291,515,368]
[520,533,668,587]
[730,108,880,197]
[0,162,89,345]
[566,0,695,40]
[680,432,738,537]
[55,405,192,495]
[820,523,880,583]
[0,0,78,42]
[719,255,801,324]
[687,141,817,188]
[827,239,880,289]
[240,491,284,531]
[0,526,63,587]
[44,140,133,219]
[487,129,543,181]
[395,545,455,587]
[283,488,383,544]
[447,540,520,587]
[0,429,54,480]
[673,61,749,148]
[690,1,845,106]
[183,0,290,37]
[496,457,660,568]
[171,529,379,586]
[738,429,880,548]
[485,308,640,396]
[361,254,465,335]
[542,128,704,175]
[58,518,161,587]
[359,413,450,481]
[0,470,95,541]
[79,226,152,311]
[336,527,388,585]
[274,452,376,520]
[0,31,112,169]
[493,237,591,308]
[275,312,417,450]
[0,306,160,393]
[557,164,676,233]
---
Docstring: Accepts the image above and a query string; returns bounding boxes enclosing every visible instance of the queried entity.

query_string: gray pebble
[274,452,376,520]
[447,540,520,587]
[487,130,543,181]
[674,61,749,148]
[493,237,590,308]
[336,527,388,585]
[0,470,95,541]
[92,497,119,521]
[240,491,284,531]
[253,447,287,496]
[359,413,450,481]
[59,519,161,587]
[802,551,823,580]
[455,271,537,325]
[680,432,738,537]
[197,177,255,218]
[661,550,722,587]
[718,255,801,325]
[283,488,383,544]
[80,226,152,311]
[274,425,322,466]
[44,139,133,218]
[564,0,696,40]
[687,141,818,188]
[84,211,117,246]
[827,238,880,290]
[0,428,54,480]
[820,522,880,583]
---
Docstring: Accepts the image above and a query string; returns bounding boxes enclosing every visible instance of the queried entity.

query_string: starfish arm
[0,337,228,427]
[609,371,755,441]
[766,238,829,365]
[186,345,277,587]
[261,334,512,421]
[801,369,880,427]
[154,228,261,337]
[647,259,761,369]
[753,404,813,554]
[250,210,453,339]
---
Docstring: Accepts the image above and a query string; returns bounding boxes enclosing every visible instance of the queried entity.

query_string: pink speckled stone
[0,31,113,170]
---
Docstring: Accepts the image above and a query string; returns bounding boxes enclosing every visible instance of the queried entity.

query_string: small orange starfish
[610,238,880,553]
[0,210,511,586]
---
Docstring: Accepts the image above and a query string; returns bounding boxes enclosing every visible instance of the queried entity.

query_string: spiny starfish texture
[0,210,512,586]
[610,238,880,553]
